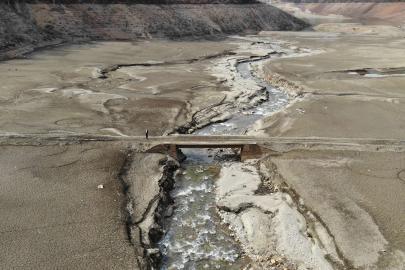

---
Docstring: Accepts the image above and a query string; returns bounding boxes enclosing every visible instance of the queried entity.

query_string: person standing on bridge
[146,129,148,140]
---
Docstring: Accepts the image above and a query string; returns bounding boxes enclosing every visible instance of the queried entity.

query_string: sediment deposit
[217,161,338,269]
[243,30,405,268]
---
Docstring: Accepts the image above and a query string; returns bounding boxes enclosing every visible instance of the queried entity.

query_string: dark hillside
[281,0,405,3]
[0,2,309,59]
[6,0,259,3]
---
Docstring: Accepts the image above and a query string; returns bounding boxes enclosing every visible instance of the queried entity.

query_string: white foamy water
[158,149,249,269]
[159,43,289,269]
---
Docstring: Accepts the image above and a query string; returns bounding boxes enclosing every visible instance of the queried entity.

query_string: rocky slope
[0,5,61,58]
[0,3,308,59]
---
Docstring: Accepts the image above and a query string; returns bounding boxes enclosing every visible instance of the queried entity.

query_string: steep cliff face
[0,3,308,59]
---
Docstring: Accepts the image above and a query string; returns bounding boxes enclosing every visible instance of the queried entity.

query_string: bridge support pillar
[241,144,262,161]
[147,143,274,162]
[167,144,178,160]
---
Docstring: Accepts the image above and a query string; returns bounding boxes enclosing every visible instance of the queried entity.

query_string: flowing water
[159,46,287,269]
[195,48,289,135]
[158,149,250,269]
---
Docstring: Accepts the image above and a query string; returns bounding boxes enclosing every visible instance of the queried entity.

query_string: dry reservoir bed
[1,31,405,269]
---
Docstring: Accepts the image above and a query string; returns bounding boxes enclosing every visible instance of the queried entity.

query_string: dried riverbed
[157,38,337,270]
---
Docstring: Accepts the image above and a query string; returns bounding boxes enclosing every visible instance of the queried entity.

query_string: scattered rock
[164,205,173,217]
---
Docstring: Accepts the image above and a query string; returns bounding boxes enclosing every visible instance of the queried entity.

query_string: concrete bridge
[1,133,404,159]
[145,140,276,161]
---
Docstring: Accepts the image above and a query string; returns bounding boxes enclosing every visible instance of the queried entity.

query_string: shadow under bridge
[146,141,274,161]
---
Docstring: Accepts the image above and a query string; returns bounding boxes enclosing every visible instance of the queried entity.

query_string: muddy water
[158,149,250,270]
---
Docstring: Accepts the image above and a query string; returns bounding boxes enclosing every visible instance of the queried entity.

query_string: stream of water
[158,149,249,270]
[159,47,286,269]
[195,48,288,135]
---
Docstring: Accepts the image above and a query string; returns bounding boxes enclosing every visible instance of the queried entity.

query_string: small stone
[188,128,195,133]
[146,248,160,256]
[189,235,197,240]
[234,254,239,258]
[97,185,104,189]
[271,258,276,264]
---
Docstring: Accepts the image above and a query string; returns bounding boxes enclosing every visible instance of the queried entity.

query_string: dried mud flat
[1,30,405,269]
[245,30,405,269]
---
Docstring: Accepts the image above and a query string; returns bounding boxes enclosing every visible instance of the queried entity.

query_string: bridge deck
[164,142,256,148]
[0,133,404,149]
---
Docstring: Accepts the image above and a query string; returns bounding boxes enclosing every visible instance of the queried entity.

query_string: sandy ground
[0,142,139,269]
[240,29,405,268]
[269,150,405,269]
[0,40,238,136]
[216,162,335,270]
[248,31,405,140]
[313,23,405,37]
[0,139,180,269]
